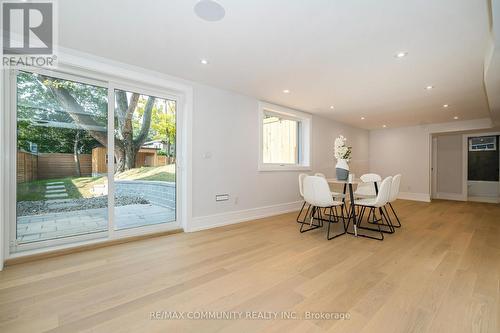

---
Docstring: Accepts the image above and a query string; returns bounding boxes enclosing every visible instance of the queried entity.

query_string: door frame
[2,52,193,258]
[431,136,438,199]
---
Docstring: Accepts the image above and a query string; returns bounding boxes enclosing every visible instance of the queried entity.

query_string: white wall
[0,68,4,270]
[190,82,369,229]
[369,118,492,202]
[436,134,463,196]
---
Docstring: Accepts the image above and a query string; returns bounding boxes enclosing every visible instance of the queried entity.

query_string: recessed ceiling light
[361,117,365,120]
[443,104,449,108]
[425,85,434,90]
[194,0,226,22]
[282,89,290,94]
[383,124,387,128]
[395,51,408,58]
[200,59,209,65]
[330,106,334,109]
[453,116,459,120]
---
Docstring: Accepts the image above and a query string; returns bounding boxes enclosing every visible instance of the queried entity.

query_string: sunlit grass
[115,164,175,182]
[17,176,104,201]
[17,165,175,201]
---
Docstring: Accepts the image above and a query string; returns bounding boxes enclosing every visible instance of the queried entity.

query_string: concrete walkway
[17,204,176,243]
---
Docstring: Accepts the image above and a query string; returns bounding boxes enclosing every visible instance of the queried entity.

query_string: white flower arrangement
[334,135,352,161]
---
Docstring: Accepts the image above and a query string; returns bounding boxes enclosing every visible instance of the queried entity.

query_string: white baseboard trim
[398,192,431,202]
[188,201,303,232]
[434,192,467,201]
[468,196,500,204]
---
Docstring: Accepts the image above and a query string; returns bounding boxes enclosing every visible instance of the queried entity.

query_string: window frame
[258,102,311,171]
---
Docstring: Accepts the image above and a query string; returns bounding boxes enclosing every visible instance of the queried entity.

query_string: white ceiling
[58,0,492,129]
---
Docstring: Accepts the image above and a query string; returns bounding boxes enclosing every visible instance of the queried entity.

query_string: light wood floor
[1,200,500,333]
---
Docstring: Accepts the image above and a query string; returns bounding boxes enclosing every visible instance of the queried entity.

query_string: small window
[259,102,311,171]
[469,136,497,151]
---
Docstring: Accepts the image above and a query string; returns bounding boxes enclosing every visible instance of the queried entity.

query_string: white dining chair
[296,173,310,224]
[351,176,393,240]
[354,173,381,198]
[387,174,402,228]
[314,173,345,200]
[301,176,346,240]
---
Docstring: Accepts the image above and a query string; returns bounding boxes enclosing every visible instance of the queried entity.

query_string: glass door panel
[113,89,176,230]
[15,71,109,244]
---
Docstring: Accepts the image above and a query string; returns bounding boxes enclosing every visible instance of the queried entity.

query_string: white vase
[335,159,349,180]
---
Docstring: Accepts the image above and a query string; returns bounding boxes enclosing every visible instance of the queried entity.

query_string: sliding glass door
[13,70,178,251]
[112,89,176,230]
[15,71,109,244]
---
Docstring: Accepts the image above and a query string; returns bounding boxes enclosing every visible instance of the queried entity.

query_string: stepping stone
[46,189,67,194]
[46,182,64,185]
[46,185,65,190]
[45,193,69,198]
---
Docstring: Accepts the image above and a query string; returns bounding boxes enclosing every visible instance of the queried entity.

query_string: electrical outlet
[216,194,229,202]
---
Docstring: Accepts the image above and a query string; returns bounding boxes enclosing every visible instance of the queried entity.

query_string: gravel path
[17,196,149,216]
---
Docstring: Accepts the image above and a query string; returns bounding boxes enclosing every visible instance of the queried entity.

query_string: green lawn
[115,165,176,182]
[17,165,176,201]
[17,176,104,201]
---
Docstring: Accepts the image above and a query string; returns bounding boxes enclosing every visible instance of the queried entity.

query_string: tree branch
[126,93,139,120]
[116,90,128,118]
[39,76,108,147]
[133,96,155,149]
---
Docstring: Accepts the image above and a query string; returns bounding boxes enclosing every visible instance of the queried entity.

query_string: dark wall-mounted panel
[468,136,499,181]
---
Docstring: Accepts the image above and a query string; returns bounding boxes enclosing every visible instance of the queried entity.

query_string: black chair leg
[365,206,395,234]
[296,201,307,224]
[299,206,322,233]
[327,206,347,240]
[389,202,402,228]
[353,206,384,241]
[381,207,395,233]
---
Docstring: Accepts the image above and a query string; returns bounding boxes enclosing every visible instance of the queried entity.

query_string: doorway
[466,134,500,203]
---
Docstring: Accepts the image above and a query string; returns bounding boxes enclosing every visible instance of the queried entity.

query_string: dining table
[326,178,364,237]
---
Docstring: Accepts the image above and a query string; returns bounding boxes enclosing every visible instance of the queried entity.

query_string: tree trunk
[40,76,155,173]
[74,131,81,177]
[115,148,125,173]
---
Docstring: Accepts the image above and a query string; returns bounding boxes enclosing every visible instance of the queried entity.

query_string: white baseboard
[398,192,431,202]
[434,192,467,201]
[188,201,303,232]
[468,196,500,204]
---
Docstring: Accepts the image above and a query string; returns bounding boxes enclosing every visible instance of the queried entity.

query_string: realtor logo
[2,0,57,67]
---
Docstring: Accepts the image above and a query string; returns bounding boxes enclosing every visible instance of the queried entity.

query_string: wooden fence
[17,151,38,183]
[38,153,92,180]
[17,150,174,183]
[157,156,175,165]
[17,151,93,183]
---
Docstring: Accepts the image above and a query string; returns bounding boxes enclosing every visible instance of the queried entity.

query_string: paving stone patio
[16,204,176,243]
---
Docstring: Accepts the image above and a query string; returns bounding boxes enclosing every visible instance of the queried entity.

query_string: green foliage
[16,71,176,159]
[132,96,176,156]
[17,120,99,154]
[16,71,106,154]
[17,71,107,127]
